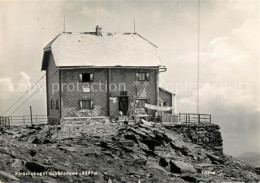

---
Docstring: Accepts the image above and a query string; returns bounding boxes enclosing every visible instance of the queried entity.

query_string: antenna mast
[63,16,66,32]
[133,19,136,33]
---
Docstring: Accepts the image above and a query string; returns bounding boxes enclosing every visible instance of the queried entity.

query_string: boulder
[32,137,42,144]
[10,159,24,171]
[146,161,168,173]
[142,139,162,151]
[43,138,52,144]
[159,157,169,167]
[133,159,147,165]
[29,150,37,157]
[124,134,139,143]
[0,170,19,181]
[25,161,46,172]
[140,119,154,127]
[138,141,150,151]
[169,160,196,174]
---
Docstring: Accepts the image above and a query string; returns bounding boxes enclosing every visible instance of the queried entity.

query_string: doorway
[118,96,129,115]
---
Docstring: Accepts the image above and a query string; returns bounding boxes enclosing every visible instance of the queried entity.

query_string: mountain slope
[237,152,260,167]
[0,121,259,182]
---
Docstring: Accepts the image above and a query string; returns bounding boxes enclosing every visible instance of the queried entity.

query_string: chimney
[96,25,102,36]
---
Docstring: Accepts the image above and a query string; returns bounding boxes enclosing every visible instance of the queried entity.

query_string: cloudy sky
[0,0,259,157]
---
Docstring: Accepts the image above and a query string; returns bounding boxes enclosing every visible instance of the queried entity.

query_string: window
[163,101,167,106]
[79,73,94,82]
[136,99,147,108]
[136,72,150,81]
[55,100,59,110]
[50,100,54,109]
[79,100,94,110]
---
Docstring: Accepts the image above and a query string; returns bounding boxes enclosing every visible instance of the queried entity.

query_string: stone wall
[164,123,223,155]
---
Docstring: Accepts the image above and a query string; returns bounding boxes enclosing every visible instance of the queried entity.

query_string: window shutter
[90,101,94,109]
[79,74,83,82]
[79,101,83,109]
[90,73,94,82]
[136,73,139,80]
[145,73,150,81]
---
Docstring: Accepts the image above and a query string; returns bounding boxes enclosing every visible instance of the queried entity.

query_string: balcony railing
[178,113,211,124]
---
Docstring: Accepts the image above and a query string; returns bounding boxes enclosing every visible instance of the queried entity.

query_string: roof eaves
[57,66,160,70]
[43,33,62,50]
[159,87,176,95]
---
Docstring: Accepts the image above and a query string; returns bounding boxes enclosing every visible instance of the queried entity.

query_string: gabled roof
[159,87,176,96]
[41,32,163,70]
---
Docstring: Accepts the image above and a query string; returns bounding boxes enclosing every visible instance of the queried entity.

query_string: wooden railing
[9,115,47,126]
[179,113,211,124]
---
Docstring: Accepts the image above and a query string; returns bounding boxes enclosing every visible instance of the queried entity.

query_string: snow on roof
[42,32,163,70]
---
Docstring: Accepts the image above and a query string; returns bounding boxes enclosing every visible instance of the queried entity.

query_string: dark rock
[181,175,197,182]
[142,148,157,157]
[100,141,109,148]
[169,160,196,174]
[133,159,147,165]
[159,157,168,167]
[142,139,162,151]
[29,150,37,157]
[255,167,260,175]
[27,125,42,130]
[154,131,165,142]
[124,134,138,143]
[32,138,42,144]
[25,161,46,172]
[43,139,52,144]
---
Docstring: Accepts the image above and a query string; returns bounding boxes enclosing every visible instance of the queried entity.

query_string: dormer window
[79,73,94,82]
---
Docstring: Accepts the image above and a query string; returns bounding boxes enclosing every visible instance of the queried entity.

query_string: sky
[0,0,259,157]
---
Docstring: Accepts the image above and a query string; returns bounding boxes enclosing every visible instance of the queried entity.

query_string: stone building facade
[41,26,175,124]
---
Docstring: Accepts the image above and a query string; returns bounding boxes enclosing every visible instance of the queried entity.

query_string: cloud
[174,16,260,155]
[0,77,14,99]
[0,71,31,99]
[80,6,112,18]
[209,36,228,45]
[20,71,31,88]
[205,18,259,111]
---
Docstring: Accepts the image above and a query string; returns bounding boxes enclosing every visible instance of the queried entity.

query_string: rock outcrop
[0,121,259,182]
[164,123,223,155]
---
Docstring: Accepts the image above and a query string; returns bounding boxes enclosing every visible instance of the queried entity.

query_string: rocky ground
[0,120,260,183]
